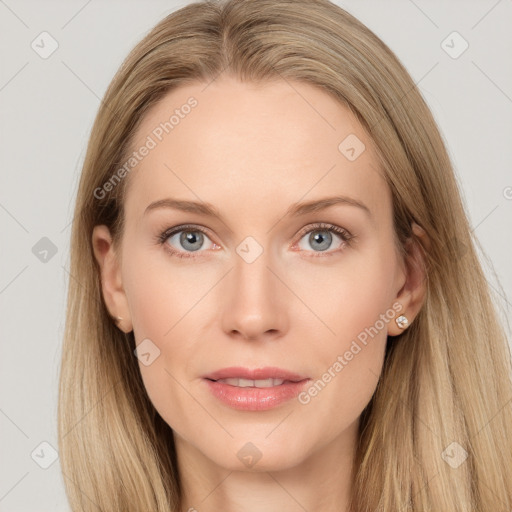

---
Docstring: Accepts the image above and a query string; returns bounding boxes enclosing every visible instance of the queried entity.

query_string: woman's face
[95,76,415,471]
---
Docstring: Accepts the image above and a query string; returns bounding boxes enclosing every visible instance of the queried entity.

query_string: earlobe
[91,225,133,333]
[388,222,429,336]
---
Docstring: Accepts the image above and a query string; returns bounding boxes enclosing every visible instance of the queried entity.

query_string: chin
[203,434,309,472]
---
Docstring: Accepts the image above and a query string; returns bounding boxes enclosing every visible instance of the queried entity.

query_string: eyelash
[156,222,354,259]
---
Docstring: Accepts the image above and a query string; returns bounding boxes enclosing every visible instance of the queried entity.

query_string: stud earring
[395,315,409,329]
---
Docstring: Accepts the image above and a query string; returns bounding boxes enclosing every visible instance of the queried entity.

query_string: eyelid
[158,223,212,242]
[294,222,351,242]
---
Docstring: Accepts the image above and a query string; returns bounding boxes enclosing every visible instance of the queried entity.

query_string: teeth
[217,378,285,387]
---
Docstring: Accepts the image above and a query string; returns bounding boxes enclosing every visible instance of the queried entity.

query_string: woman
[58,0,512,510]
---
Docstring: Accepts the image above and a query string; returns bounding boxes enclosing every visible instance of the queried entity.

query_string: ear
[387,222,429,336]
[91,225,133,333]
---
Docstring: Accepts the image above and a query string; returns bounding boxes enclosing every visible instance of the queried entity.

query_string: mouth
[205,377,301,388]
[202,367,310,411]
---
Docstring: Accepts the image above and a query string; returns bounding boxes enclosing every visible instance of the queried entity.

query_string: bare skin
[92,76,427,512]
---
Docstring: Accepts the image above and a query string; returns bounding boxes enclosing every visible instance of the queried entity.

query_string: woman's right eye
[158,225,218,259]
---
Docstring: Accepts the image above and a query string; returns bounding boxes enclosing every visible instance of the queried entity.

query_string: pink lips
[203,366,310,411]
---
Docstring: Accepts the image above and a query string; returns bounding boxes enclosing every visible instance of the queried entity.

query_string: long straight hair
[58,0,512,510]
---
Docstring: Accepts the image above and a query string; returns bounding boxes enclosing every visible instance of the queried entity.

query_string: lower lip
[204,379,310,411]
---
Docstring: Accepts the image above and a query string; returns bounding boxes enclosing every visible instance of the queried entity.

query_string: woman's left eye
[157,222,353,259]
[294,223,353,256]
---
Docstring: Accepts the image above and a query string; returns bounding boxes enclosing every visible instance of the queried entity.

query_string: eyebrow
[143,195,372,221]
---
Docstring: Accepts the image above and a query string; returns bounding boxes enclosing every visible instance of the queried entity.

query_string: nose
[220,246,289,342]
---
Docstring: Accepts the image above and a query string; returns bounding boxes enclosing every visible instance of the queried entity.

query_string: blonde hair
[58,0,512,510]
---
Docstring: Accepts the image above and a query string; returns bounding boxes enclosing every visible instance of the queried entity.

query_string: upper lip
[203,366,309,382]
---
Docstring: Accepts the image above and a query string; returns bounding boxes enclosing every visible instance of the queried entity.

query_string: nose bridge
[220,236,287,339]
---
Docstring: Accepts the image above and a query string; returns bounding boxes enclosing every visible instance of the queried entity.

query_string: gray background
[1,0,511,510]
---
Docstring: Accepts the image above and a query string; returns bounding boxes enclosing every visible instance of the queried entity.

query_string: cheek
[123,246,209,340]
[121,249,212,430]
[289,242,397,346]
[293,246,397,426]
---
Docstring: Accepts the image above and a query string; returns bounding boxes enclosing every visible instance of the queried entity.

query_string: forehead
[124,76,388,222]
